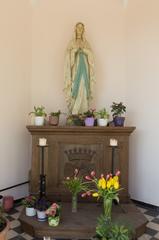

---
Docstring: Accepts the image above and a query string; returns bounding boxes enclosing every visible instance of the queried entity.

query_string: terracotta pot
[49,116,59,126]
[0,220,10,240]
[3,196,14,212]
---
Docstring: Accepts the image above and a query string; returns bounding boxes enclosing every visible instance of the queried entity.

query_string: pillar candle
[39,138,47,146]
[110,138,118,146]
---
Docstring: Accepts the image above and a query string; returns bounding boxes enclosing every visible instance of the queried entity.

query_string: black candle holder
[109,145,118,176]
[38,145,48,199]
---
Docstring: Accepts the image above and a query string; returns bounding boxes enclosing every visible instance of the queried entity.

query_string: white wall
[127,0,159,206]
[0,0,31,199]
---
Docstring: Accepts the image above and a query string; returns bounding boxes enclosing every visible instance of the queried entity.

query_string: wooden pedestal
[19,202,147,239]
[27,126,135,202]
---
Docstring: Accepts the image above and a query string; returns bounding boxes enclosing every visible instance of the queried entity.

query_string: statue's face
[75,23,84,37]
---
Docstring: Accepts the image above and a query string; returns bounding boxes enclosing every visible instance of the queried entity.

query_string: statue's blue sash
[72,50,89,99]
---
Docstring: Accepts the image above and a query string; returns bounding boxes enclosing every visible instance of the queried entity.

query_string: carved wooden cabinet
[27,126,135,202]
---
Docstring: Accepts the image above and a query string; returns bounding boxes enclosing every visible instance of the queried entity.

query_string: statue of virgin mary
[64,22,95,115]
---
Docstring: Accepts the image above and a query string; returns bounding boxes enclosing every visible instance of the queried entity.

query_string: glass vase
[103,197,112,220]
[72,193,77,213]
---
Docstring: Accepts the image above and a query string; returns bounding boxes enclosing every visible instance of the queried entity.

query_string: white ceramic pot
[37,210,47,221]
[25,207,36,217]
[34,116,44,126]
[97,118,108,127]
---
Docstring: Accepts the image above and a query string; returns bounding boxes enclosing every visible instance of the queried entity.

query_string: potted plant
[45,203,61,227]
[22,195,36,217]
[95,214,131,240]
[95,108,109,127]
[83,109,96,126]
[110,102,126,127]
[29,106,47,126]
[36,198,49,222]
[49,110,61,126]
[0,205,9,240]
[66,114,84,126]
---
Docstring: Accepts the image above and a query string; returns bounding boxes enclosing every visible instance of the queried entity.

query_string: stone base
[19,202,147,239]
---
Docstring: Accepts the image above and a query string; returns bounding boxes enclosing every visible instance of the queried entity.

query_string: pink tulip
[115,170,121,176]
[81,193,86,198]
[106,174,110,180]
[86,191,91,196]
[101,174,104,178]
[85,175,92,181]
[90,171,96,177]
[74,168,79,176]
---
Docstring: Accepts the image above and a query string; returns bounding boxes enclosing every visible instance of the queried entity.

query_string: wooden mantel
[27,125,135,135]
[27,126,135,202]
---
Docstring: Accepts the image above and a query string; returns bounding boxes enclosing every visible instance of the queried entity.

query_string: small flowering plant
[45,203,60,217]
[45,203,61,227]
[21,195,37,208]
[83,108,96,118]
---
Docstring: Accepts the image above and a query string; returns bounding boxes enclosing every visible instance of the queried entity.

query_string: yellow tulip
[101,178,106,189]
[98,179,102,187]
[92,192,99,197]
[110,177,114,186]
[107,180,111,189]
[114,181,119,190]
[113,176,119,182]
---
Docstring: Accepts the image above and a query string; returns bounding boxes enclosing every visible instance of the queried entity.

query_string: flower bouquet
[83,170,122,220]
[63,169,88,213]
[45,203,61,227]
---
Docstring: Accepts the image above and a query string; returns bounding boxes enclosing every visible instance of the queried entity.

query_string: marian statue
[64,22,95,115]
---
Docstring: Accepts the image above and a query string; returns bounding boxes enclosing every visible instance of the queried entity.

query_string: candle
[39,138,47,146]
[110,138,118,146]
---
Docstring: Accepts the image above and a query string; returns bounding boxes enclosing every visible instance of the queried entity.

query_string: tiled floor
[4,202,159,240]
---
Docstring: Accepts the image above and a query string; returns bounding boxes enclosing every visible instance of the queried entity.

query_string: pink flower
[81,193,86,198]
[86,191,91,196]
[101,174,104,178]
[106,174,110,180]
[115,170,120,176]
[85,175,92,181]
[90,171,96,177]
[52,203,58,209]
[74,168,79,176]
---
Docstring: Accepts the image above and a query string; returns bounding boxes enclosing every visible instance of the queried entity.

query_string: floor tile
[147,222,159,232]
